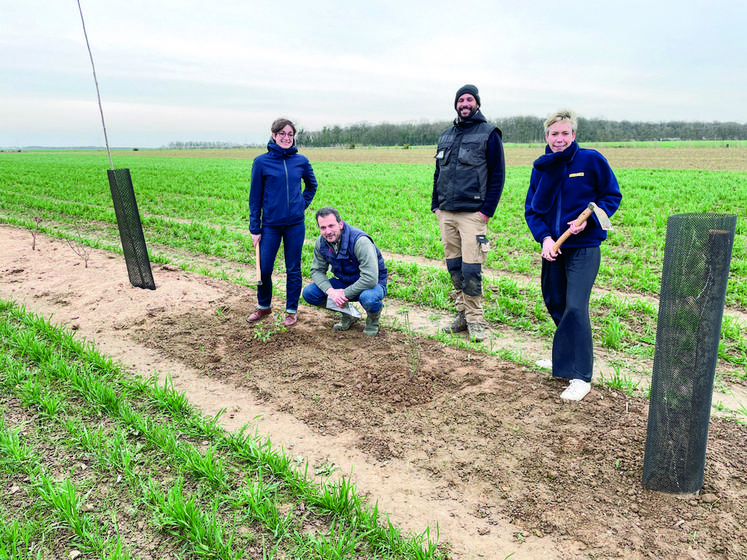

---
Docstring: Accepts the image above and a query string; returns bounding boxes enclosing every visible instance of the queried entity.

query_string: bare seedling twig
[31,216,43,250]
[402,312,422,378]
[66,221,93,268]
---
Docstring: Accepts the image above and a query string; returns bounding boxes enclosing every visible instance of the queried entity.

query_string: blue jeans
[257,222,305,313]
[302,278,386,314]
[541,246,600,383]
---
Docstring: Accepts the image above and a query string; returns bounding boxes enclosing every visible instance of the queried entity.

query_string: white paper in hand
[326,298,362,318]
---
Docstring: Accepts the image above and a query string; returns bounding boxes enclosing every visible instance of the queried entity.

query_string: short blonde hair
[544,109,577,135]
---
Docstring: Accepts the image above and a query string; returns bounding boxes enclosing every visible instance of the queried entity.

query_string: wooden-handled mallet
[552,202,612,253]
[254,242,262,286]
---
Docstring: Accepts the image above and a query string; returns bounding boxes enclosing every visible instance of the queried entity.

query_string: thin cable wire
[77,0,113,169]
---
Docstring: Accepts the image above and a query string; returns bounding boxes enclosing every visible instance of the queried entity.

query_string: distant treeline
[295,117,747,147]
[165,141,255,149]
[163,117,747,150]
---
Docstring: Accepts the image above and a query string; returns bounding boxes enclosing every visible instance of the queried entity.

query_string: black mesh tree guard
[642,213,736,493]
[77,1,155,290]
[107,168,156,290]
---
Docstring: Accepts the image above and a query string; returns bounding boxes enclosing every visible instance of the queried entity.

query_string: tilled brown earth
[2,224,747,559]
[130,298,747,560]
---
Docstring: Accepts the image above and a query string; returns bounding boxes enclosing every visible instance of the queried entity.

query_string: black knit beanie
[454,84,481,109]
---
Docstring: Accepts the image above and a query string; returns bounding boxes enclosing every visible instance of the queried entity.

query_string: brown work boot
[247,307,272,322]
[442,311,467,334]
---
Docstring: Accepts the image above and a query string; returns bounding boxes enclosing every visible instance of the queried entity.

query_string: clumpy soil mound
[2,224,746,560]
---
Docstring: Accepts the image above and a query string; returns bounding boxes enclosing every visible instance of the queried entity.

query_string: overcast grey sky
[2,0,744,148]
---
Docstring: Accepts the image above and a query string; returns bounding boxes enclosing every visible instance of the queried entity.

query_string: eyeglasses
[276,132,294,138]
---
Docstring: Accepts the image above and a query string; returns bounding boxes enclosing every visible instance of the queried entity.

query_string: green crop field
[1,148,746,303]
[1,147,745,371]
[1,149,746,356]
[1,146,746,557]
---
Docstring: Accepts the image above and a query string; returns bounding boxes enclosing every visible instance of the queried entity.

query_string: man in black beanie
[454,84,481,113]
[431,84,505,342]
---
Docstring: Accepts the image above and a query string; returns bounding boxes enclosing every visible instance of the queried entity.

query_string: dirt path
[2,223,746,560]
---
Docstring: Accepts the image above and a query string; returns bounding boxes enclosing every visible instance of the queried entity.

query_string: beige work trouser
[437,210,490,324]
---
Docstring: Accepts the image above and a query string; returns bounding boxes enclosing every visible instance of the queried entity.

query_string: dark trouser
[257,221,305,313]
[541,246,600,383]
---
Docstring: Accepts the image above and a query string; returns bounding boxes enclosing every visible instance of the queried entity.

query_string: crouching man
[302,207,388,336]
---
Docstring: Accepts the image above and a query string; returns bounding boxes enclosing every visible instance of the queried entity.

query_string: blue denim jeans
[541,246,600,383]
[257,221,305,313]
[302,278,386,314]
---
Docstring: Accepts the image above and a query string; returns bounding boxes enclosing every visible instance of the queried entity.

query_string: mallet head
[588,202,612,231]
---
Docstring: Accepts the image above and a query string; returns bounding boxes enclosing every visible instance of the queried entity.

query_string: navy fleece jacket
[249,140,318,234]
[525,141,621,248]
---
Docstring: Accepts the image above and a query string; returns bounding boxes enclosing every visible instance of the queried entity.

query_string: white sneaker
[535,359,552,369]
[560,379,591,401]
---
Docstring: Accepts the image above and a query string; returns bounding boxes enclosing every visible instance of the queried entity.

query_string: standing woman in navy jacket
[525,109,622,401]
[248,118,318,327]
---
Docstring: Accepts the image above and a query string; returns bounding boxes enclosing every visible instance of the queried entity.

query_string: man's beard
[458,107,477,120]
